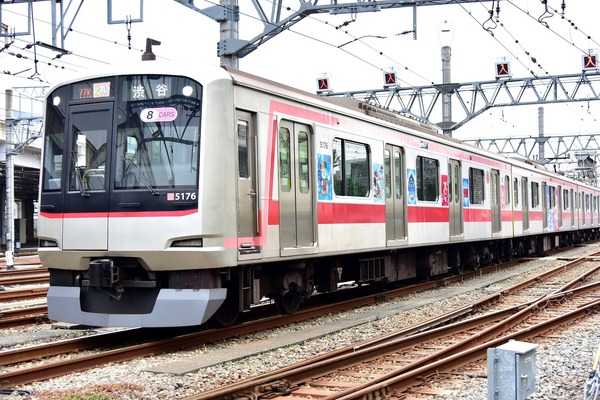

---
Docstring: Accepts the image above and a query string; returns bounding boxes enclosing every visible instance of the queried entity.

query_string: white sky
[1,0,599,143]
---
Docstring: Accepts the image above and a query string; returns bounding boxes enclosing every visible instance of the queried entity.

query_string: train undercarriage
[47,228,600,328]
[213,228,600,326]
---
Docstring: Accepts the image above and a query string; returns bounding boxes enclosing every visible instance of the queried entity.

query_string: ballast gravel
[2,246,600,399]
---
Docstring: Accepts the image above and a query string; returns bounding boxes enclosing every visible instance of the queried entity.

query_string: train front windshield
[41,75,202,197]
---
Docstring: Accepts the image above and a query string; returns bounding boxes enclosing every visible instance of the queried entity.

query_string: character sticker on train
[317,154,332,201]
[441,175,449,207]
[463,178,470,207]
[373,164,384,203]
[407,169,417,205]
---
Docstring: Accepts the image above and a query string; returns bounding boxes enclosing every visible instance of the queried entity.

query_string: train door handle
[248,190,256,198]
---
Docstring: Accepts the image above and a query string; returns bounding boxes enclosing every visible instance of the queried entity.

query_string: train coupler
[87,259,119,288]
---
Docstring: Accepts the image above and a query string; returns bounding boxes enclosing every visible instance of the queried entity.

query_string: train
[38,59,600,328]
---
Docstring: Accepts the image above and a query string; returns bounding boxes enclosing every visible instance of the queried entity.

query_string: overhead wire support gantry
[174,0,495,67]
[322,71,600,132]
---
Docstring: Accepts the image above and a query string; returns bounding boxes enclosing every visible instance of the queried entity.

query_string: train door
[384,145,407,243]
[491,169,501,233]
[522,177,530,231]
[448,159,463,238]
[63,103,112,250]
[236,111,261,259]
[278,120,316,253]
[570,189,575,228]
[542,182,548,230]
[558,186,563,228]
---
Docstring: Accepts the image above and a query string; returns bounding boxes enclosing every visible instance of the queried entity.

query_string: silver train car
[38,60,600,327]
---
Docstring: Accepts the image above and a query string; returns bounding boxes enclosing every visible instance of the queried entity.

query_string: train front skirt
[47,287,227,327]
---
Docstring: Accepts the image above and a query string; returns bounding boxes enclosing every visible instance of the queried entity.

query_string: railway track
[0,245,589,388]
[184,255,600,399]
[0,259,49,328]
[0,248,597,392]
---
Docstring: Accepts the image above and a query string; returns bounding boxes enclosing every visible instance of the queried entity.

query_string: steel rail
[0,287,47,302]
[185,257,600,399]
[0,252,595,391]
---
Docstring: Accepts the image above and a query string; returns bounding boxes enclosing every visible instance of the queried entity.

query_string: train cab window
[504,176,510,206]
[416,156,439,202]
[68,111,110,192]
[531,182,540,208]
[42,86,69,192]
[513,178,519,206]
[114,75,202,190]
[468,168,484,205]
[332,138,369,197]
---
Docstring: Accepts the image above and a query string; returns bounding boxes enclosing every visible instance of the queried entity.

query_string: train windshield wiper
[121,155,160,196]
[71,153,89,197]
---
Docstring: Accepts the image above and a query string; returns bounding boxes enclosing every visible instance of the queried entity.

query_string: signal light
[583,54,598,71]
[495,62,511,78]
[383,71,398,88]
[316,76,332,94]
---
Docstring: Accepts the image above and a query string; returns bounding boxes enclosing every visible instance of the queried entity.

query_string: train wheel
[274,283,302,314]
[212,289,240,327]
[213,304,239,327]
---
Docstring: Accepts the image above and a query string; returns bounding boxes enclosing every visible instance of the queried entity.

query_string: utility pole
[538,107,546,164]
[220,0,239,69]
[4,89,15,270]
[439,20,453,137]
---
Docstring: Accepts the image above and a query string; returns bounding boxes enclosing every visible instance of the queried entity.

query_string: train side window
[298,131,310,194]
[468,168,484,205]
[563,189,569,210]
[549,186,556,209]
[384,150,391,198]
[416,156,439,202]
[279,127,292,193]
[531,182,539,208]
[586,194,590,211]
[332,138,369,197]
[237,120,249,179]
[513,178,519,206]
[504,175,510,206]
[395,151,402,199]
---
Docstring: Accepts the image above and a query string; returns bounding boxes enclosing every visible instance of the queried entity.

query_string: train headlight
[52,96,61,106]
[182,86,193,96]
[171,238,203,247]
[39,239,58,247]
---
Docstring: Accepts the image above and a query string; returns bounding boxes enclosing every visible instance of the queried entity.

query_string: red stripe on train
[39,209,197,219]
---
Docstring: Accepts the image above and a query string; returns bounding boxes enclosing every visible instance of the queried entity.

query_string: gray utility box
[487,340,538,400]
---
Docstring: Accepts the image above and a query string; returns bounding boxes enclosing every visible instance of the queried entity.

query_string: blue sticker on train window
[463,178,470,207]
[317,153,332,201]
[373,163,384,203]
[407,169,416,205]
